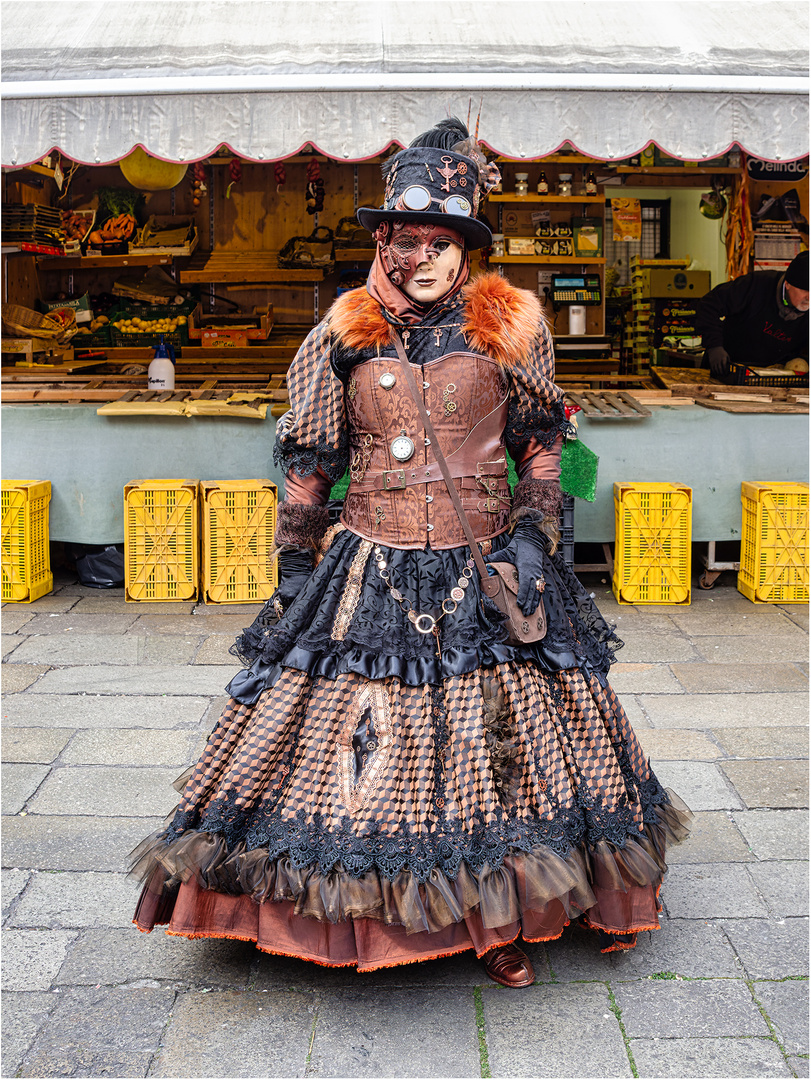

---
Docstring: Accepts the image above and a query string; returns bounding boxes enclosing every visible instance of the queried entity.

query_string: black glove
[707,346,730,378]
[485,518,547,616]
[269,546,313,617]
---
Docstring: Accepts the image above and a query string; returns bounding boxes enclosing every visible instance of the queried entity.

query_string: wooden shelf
[38,252,174,270]
[334,248,375,262]
[488,194,605,203]
[179,251,325,284]
[614,167,741,176]
[494,155,598,164]
[490,256,606,265]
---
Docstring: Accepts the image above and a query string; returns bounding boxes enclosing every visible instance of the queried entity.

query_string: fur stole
[327,272,543,367]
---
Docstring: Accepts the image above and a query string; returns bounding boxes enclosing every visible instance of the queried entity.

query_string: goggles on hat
[393,185,473,217]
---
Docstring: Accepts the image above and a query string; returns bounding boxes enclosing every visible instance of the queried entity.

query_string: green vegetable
[96,187,144,218]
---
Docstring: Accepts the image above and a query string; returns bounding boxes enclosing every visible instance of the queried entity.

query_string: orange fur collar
[327,272,543,366]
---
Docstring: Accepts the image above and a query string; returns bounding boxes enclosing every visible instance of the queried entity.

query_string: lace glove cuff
[273,502,330,551]
[510,479,562,551]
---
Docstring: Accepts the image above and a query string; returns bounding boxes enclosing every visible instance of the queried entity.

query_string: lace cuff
[512,478,563,518]
[274,503,330,551]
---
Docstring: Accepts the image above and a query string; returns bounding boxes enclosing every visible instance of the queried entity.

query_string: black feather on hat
[357,119,493,250]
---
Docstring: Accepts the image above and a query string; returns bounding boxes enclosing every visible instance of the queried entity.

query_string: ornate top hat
[357,146,493,250]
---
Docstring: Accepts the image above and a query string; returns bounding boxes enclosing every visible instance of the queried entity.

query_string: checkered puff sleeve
[505,318,573,460]
[273,319,349,485]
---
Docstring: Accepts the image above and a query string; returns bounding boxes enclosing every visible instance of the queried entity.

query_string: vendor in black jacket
[696,250,809,378]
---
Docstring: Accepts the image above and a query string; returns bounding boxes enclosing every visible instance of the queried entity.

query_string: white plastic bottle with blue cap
[148,335,175,390]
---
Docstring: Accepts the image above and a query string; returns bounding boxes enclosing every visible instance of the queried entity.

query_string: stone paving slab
[733,810,810,860]
[694,634,811,663]
[720,918,809,979]
[1,608,36,633]
[668,611,801,635]
[21,612,140,636]
[2,727,73,762]
[2,693,210,728]
[481,981,632,1078]
[194,634,240,664]
[613,978,769,1038]
[2,634,24,658]
[56,928,257,988]
[151,988,313,1078]
[789,1056,810,1078]
[60,728,198,766]
[1,664,51,693]
[778,606,810,632]
[8,870,140,929]
[542,923,617,982]
[609,631,699,663]
[636,729,723,760]
[614,694,652,729]
[629,1036,792,1078]
[1,762,49,813]
[128,614,250,636]
[639,692,810,729]
[2,867,30,920]
[1,929,79,990]
[608,664,686,695]
[1,814,163,871]
[754,979,810,1055]
[4,594,79,614]
[715,726,809,759]
[748,862,810,918]
[608,917,744,980]
[663,811,753,865]
[19,985,175,1078]
[662,864,769,919]
[308,988,481,1078]
[652,761,743,810]
[27,765,180,816]
[721,760,809,809]
[28,664,236,696]
[8,633,142,666]
[0,991,60,1079]
[606,612,680,632]
[71,597,195,614]
[193,602,264,617]
[671,662,808,694]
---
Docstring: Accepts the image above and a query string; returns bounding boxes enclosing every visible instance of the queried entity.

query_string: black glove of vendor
[485,518,548,616]
[707,346,730,378]
[269,547,313,618]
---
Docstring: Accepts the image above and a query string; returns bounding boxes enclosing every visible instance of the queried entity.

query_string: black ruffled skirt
[132,528,691,970]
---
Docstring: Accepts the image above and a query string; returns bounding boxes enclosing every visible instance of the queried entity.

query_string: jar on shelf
[491,234,505,257]
[515,172,529,197]
[558,173,573,197]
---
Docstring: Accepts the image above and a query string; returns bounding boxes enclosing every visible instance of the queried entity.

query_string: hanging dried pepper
[724,153,753,280]
[274,163,286,193]
[226,157,242,200]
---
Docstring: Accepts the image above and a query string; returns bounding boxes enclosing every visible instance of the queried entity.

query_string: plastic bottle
[148,335,175,391]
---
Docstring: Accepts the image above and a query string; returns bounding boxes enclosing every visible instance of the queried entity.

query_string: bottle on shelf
[148,335,175,391]
[491,234,505,257]
[585,171,598,196]
[558,173,573,197]
[537,171,549,195]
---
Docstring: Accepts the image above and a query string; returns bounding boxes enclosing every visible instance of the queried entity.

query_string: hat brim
[356,207,492,250]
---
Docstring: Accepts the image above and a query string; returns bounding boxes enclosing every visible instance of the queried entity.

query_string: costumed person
[696,249,809,379]
[132,118,691,988]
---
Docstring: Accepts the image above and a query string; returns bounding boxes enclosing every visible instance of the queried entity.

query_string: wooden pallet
[179,251,326,284]
[2,374,288,410]
[565,390,652,419]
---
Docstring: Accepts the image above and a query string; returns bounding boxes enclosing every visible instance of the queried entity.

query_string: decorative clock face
[379,372,396,390]
[390,436,415,462]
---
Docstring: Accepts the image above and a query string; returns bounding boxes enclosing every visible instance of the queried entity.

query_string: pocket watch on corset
[391,435,415,462]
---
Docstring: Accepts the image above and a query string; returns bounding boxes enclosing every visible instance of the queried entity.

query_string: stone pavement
[2,571,808,1079]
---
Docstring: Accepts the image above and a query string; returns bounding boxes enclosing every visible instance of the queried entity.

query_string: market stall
[2,1,809,559]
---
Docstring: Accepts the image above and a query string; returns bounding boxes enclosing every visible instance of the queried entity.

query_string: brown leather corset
[341,352,512,550]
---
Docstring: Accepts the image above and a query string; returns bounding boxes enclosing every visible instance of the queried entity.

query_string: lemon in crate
[1,480,53,603]
[201,480,278,604]
[125,479,199,601]
[738,482,809,603]
[613,482,692,605]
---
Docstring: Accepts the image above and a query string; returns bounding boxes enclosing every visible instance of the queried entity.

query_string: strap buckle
[382,469,406,490]
[477,459,506,477]
[477,498,502,513]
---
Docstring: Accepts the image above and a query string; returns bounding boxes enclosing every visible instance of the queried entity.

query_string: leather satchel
[392,334,547,646]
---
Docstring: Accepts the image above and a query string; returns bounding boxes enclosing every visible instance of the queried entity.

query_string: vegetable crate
[1,481,53,602]
[201,480,278,604]
[110,301,194,351]
[124,480,199,602]
[613,483,692,605]
[727,363,808,389]
[738,482,809,604]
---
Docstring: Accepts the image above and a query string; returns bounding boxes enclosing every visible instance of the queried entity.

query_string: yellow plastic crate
[1,480,53,602]
[613,482,692,605]
[738,481,809,603]
[125,479,199,601]
[201,480,278,604]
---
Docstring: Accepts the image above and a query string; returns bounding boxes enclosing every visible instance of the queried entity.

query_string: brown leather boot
[483,942,535,988]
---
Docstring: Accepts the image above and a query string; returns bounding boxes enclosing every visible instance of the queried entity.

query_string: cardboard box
[188,305,274,346]
[507,237,537,256]
[635,270,711,298]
